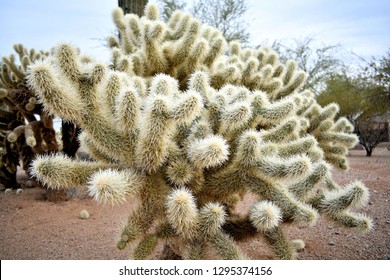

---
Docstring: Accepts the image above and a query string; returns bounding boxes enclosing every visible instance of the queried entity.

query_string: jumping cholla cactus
[0,44,59,189]
[28,4,372,259]
[1,44,81,192]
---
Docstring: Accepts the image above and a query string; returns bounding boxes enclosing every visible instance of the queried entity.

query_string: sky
[1,0,389,64]
[246,0,390,60]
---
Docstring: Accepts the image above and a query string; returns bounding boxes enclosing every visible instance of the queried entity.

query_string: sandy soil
[0,146,389,260]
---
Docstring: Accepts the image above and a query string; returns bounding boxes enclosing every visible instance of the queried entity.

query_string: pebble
[328,242,336,246]
[80,210,90,219]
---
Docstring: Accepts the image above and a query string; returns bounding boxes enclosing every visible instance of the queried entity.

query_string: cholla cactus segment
[288,162,331,199]
[166,158,194,186]
[210,231,248,260]
[318,181,370,213]
[31,154,120,189]
[166,187,199,240]
[187,135,230,168]
[27,60,83,122]
[199,202,226,237]
[27,3,372,259]
[263,227,296,260]
[328,211,373,232]
[249,201,282,231]
[132,233,159,260]
[87,169,143,205]
[291,239,305,251]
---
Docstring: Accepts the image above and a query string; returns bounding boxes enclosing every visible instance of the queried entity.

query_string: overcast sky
[1,0,389,63]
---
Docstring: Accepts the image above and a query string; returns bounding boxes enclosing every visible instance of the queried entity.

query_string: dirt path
[1,147,389,259]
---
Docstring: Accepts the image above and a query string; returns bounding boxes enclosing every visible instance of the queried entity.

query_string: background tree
[355,52,390,156]
[271,37,344,94]
[355,122,388,156]
[317,52,390,156]
[317,73,366,122]
[157,0,186,21]
[157,0,250,44]
[355,49,390,91]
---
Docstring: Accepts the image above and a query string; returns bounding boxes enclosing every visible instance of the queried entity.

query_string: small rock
[328,242,336,246]
[80,210,90,219]
[4,188,12,194]
[24,181,33,188]
[16,189,23,194]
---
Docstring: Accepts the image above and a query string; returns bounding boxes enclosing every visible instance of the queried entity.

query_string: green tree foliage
[317,52,390,156]
[367,51,390,119]
[317,58,389,123]
[317,74,366,121]
[157,0,250,44]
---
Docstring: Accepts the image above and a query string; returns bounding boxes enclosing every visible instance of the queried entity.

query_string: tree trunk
[118,0,148,16]
[61,121,81,158]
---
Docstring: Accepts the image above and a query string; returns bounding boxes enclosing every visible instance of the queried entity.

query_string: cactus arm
[31,154,121,189]
[27,62,83,121]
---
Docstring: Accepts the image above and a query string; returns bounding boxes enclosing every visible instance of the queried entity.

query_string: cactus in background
[0,44,52,189]
[0,44,80,193]
[28,4,372,259]
[1,90,24,189]
[0,109,23,189]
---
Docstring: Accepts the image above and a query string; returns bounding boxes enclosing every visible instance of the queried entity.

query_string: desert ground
[0,146,389,260]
